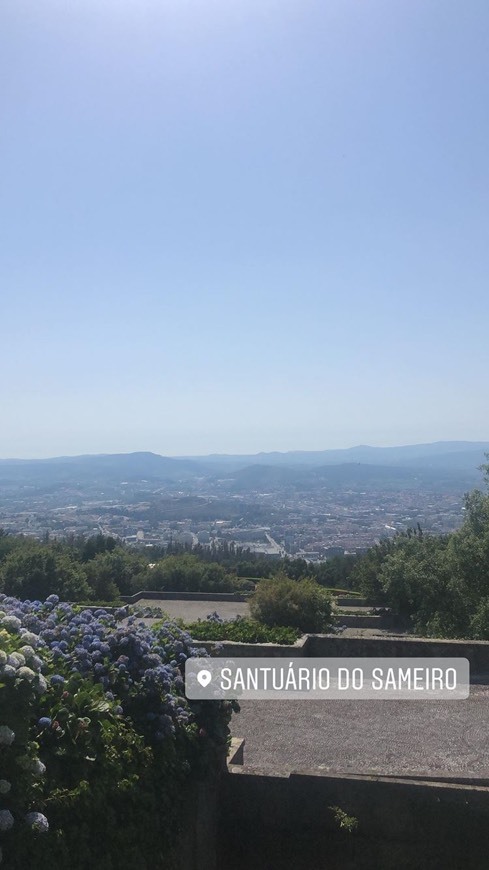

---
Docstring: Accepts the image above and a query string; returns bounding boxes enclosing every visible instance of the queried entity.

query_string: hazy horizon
[2,1,488,458]
[1,438,489,462]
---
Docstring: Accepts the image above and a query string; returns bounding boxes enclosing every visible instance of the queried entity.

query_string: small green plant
[329,805,359,833]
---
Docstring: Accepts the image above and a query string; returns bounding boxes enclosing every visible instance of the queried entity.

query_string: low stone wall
[219,766,489,869]
[121,590,249,604]
[332,614,385,628]
[307,634,489,674]
[334,596,367,606]
[198,635,309,659]
[200,632,489,673]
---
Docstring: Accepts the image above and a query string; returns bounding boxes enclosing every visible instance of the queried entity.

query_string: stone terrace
[232,685,489,779]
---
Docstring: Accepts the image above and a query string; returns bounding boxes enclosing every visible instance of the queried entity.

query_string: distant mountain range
[0,441,487,491]
[0,452,201,484]
[182,441,489,472]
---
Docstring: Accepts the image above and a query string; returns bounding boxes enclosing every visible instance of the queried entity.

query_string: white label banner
[185,657,470,700]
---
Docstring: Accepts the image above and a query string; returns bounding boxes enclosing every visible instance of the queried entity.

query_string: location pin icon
[197,669,212,688]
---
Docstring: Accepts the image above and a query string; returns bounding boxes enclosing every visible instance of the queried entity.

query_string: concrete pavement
[231,685,489,778]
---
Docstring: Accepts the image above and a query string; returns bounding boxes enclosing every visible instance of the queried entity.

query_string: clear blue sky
[1,0,488,458]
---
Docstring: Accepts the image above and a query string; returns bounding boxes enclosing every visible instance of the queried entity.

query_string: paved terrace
[129,597,489,778]
[231,686,489,779]
[129,598,383,623]
[131,598,250,622]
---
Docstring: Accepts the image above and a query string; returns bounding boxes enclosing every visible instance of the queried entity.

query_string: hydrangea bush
[0,593,238,869]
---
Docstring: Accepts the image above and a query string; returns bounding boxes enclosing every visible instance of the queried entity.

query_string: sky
[1,0,488,458]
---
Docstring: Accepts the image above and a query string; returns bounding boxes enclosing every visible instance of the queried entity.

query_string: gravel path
[231,684,489,778]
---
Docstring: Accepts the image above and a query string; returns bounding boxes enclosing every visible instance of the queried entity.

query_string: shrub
[249,576,332,633]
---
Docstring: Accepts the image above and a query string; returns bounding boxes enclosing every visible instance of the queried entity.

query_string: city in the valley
[1,441,486,560]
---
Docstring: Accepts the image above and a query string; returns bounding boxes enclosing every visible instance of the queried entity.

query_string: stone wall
[197,635,309,658]
[331,614,385,628]
[121,590,249,603]
[334,596,367,606]
[218,766,489,869]
[307,634,489,674]
[201,633,489,674]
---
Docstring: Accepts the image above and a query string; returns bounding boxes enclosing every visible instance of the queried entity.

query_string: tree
[78,534,118,562]
[349,537,398,602]
[0,529,23,564]
[83,549,144,598]
[0,545,92,601]
[314,554,359,589]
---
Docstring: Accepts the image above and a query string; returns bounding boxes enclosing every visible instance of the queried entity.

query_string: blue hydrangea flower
[0,810,14,832]
[25,812,49,833]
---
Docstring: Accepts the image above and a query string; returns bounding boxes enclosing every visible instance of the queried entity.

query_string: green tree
[280,557,313,581]
[77,533,118,562]
[349,537,398,603]
[0,529,24,564]
[314,554,359,589]
[142,554,205,592]
[0,545,92,601]
[83,548,144,599]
